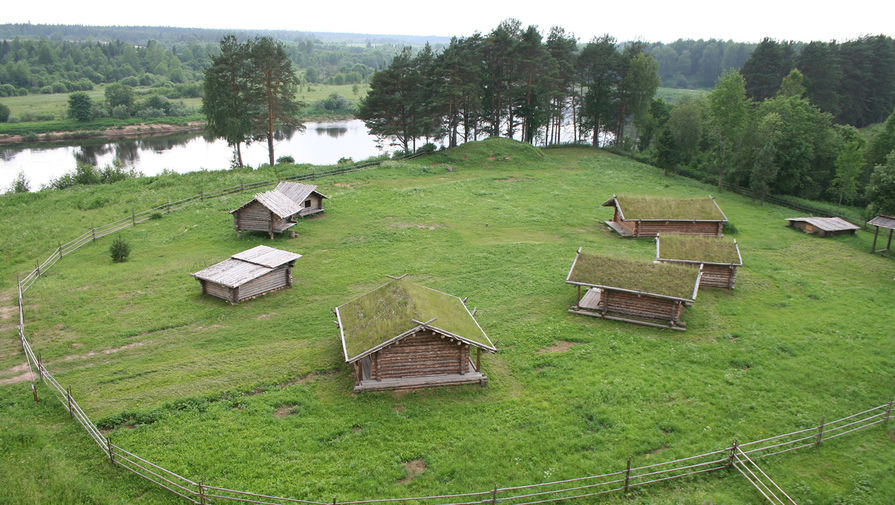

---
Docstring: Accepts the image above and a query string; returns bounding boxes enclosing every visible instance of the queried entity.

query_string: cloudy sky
[5,0,894,43]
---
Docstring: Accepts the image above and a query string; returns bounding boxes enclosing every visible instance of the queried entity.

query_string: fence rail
[10,152,894,504]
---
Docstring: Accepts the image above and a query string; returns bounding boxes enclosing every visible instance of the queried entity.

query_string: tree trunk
[267,75,275,166]
[236,142,243,168]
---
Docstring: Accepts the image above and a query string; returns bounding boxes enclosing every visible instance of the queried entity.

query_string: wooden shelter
[565,249,701,330]
[335,276,496,392]
[656,234,743,289]
[785,217,859,237]
[230,182,328,238]
[868,214,895,253]
[602,195,728,237]
[192,245,301,304]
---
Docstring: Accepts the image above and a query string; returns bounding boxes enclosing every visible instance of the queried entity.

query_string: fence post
[107,436,114,464]
[491,484,498,505]
[624,456,632,492]
[91,227,96,242]
[35,261,40,277]
[67,386,73,417]
[31,382,38,403]
[727,440,738,468]
[333,496,337,505]
[131,209,135,226]
[885,399,893,425]
[198,483,207,505]
[816,416,825,447]
[166,198,171,214]
[57,242,62,257]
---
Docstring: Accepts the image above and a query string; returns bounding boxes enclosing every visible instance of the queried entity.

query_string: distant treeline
[644,39,756,89]
[740,36,895,128]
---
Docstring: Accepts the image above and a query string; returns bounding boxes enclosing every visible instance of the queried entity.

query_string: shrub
[8,171,29,193]
[723,221,739,235]
[51,81,69,93]
[109,235,131,263]
[0,103,9,123]
[111,104,130,119]
[276,155,295,164]
[0,84,15,97]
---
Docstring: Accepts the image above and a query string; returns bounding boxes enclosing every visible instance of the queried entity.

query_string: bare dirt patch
[537,341,575,354]
[0,362,33,385]
[58,341,147,363]
[281,369,337,388]
[389,222,442,231]
[398,459,426,484]
[256,313,275,320]
[0,305,16,321]
[645,445,670,458]
[274,405,297,418]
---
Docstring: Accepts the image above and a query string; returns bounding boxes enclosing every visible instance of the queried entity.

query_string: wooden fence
[11,154,895,504]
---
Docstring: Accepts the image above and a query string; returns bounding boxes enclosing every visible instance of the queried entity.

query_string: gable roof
[192,246,301,288]
[566,249,701,302]
[602,195,727,222]
[275,181,328,202]
[335,278,495,363]
[656,234,743,266]
[786,217,860,232]
[868,214,895,230]
[230,189,303,219]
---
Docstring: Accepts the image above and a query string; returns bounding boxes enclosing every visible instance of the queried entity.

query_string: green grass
[655,87,709,104]
[337,278,491,359]
[614,194,726,220]
[569,252,699,299]
[1,138,894,504]
[657,235,742,264]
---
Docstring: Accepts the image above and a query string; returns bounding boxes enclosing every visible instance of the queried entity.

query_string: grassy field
[0,139,893,505]
[655,87,709,104]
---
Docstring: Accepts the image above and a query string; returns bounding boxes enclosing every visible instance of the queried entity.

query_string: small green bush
[110,235,131,263]
[723,221,738,235]
[276,155,295,164]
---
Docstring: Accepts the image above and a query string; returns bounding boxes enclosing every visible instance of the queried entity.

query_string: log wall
[238,267,291,301]
[699,264,736,289]
[203,280,231,301]
[613,217,722,237]
[601,288,684,324]
[374,330,469,380]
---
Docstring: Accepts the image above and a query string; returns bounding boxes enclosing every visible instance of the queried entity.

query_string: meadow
[0,139,893,505]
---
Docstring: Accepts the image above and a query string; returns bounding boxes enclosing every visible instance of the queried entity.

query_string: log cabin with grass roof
[566,249,701,330]
[191,245,302,304]
[656,234,743,289]
[334,276,496,392]
[603,195,728,237]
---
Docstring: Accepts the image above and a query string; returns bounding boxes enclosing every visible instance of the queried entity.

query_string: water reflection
[315,126,348,138]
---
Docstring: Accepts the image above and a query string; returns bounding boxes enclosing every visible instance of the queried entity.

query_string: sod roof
[657,235,742,265]
[566,252,699,300]
[604,195,727,221]
[336,278,493,362]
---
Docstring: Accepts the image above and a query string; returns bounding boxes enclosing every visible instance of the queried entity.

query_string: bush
[8,171,29,193]
[723,221,739,235]
[276,155,295,164]
[51,81,69,93]
[120,76,140,87]
[111,104,130,119]
[0,84,16,97]
[109,235,131,263]
[39,85,53,94]
[0,103,9,123]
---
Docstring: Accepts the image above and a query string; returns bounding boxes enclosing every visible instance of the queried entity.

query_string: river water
[1,119,589,191]
[0,120,400,190]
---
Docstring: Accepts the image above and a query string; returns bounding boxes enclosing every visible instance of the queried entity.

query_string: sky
[4,0,894,44]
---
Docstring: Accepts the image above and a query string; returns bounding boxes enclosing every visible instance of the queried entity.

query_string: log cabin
[656,234,743,289]
[191,245,301,304]
[603,195,728,237]
[335,276,496,392]
[565,249,701,330]
[785,217,859,237]
[230,182,328,238]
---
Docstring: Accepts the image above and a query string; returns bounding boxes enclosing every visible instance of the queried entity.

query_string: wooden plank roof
[230,189,303,219]
[656,234,743,266]
[275,181,328,202]
[192,246,301,288]
[566,249,701,302]
[786,217,860,232]
[868,214,895,229]
[602,194,728,222]
[335,278,495,363]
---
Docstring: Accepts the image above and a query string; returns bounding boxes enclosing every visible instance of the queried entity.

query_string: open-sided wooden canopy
[868,214,895,252]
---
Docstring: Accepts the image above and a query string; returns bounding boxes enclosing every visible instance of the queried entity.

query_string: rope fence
[10,153,895,504]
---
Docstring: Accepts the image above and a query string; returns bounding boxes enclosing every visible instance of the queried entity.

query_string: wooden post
[131,209,135,226]
[35,261,40,277]
[727,440,738,468]
[92,227,96,242]
[872,226,879,251]
[57,242,62,257]
[67,386,73,417]
[199,483,207,505]
[491,484,498,505]
[476,348,481,372]
[31,382,38,403]
[885,398,893,425]
[107,436,114,464]
[576,284,581,305]
[816,416,825,447]
[623,456,632,492]
[887,229,893,251]
[166,198,171,214]
[332,496,337,505]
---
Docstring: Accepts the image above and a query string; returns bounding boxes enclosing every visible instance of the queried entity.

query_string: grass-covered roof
[567,252,699,300]
[657,235,742,265]
[609,195,726,221]
[337,278,492,361]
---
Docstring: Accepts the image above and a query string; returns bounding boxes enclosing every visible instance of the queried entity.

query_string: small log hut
[602,195,728,237]
[867,214,895,253]
[191,245,301,304]
[334,276,496,392]
[565,248,701,330]
[230,182,328,238]
[785,217,859,237]
[656,234,743,289]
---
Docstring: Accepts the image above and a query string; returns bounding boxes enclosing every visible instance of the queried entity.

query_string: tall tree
[750,112,782,204]
[67,91,93,122]
[741,38,794,101]
[831,139,864,211]
[577,35,618,146]
[248,36,304,166]
[867,151,895,215]
[357,47,416,151]
[202,35,252,167]
[624,51,661,148]
[545,27,577,145]
[707,70,749,189]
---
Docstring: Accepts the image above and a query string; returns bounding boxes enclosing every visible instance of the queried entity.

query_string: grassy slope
[0,139,893,504]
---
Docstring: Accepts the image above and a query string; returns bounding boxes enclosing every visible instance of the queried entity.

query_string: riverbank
[0,120,206,145]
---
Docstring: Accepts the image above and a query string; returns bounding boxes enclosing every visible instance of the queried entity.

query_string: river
[0,120,401,190]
